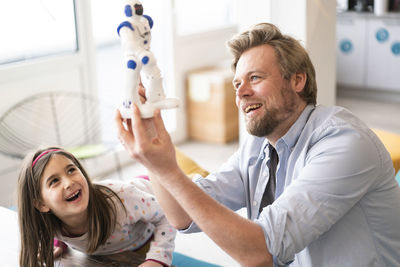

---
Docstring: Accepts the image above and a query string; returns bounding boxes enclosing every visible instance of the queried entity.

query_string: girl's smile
[65,189,82,202]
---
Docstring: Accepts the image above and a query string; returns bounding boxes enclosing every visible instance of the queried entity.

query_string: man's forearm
[149,170,192,229]
[154,170,273,267]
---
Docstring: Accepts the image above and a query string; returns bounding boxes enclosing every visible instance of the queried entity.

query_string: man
[115,23,400,266]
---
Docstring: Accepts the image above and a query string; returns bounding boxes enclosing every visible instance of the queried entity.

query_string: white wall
[305,0,337,106]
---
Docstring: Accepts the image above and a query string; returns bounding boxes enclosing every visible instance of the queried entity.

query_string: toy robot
[117,0,179,119]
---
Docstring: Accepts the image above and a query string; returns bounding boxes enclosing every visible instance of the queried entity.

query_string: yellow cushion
[175,148,209,179]
[372,129,400,173]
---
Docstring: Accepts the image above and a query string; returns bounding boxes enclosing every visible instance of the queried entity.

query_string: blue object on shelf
[339,39,353,54]
[376,28,389,43]
[391,42,400,56]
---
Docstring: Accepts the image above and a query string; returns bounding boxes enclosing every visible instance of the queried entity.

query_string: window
[0,0,77,65]
[174,0,235,35]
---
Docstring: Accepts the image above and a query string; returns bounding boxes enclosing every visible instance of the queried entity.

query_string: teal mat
[172,252,222,267]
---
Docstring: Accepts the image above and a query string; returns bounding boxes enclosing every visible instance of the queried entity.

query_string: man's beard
[245,85,298,137]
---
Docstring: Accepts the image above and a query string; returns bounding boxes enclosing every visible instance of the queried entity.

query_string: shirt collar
[279,104,315,151]
[257,104,315,160]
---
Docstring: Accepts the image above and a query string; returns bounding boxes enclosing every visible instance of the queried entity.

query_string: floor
[102,89,400,266]
[336,88,400,134]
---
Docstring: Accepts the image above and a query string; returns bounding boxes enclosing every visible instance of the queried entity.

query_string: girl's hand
[138,260,164,267]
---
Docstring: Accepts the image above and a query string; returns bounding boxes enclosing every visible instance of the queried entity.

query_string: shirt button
[253,200,258,206]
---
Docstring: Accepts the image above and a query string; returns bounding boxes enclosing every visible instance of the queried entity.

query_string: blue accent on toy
[396,170,400,186]
[143,14,153,29]
[117,21,134,36]
[142,56,149,64]
[339,39,353,54]
[125,5,133,17]
[127,60,137,69]
[376,28,389,43]
[391,42,400,56]
[172,252,222,267]
[144,40,148,45]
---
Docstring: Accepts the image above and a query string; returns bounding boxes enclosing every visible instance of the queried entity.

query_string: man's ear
[291,72,307,93]
[34,199,50,213]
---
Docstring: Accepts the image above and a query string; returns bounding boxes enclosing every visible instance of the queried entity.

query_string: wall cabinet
[337,13,400,91]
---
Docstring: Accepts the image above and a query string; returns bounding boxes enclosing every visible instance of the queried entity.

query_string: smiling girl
[17,147,175,267]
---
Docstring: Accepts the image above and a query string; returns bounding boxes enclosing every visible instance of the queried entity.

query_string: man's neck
[267,102,307,147]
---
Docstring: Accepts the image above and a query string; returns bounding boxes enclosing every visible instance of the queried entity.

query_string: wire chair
[0,91,121,176]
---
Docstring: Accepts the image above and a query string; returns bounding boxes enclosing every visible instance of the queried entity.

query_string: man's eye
[250,75,259,81]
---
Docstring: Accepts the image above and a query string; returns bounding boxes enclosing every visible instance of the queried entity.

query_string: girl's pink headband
[32,149,62,167]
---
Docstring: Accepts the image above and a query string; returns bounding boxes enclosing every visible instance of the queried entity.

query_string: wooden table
[56,248,145,266]
[0,206,145,266]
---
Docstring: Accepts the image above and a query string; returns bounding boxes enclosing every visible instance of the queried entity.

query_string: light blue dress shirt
[184,105,400,266]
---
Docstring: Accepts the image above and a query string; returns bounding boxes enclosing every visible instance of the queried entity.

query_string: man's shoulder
[308,105,363,131]
[305,105,380,152]
[312,105,350,120]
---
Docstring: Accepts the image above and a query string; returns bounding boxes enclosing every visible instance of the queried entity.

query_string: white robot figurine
[117,0,179,119]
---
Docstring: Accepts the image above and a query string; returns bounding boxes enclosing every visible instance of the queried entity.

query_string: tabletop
[0,206,145,267]
[56,248,145,266]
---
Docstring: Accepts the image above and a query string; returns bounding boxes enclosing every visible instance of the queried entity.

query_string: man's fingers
[153,109,170,140]
[114,109,133,146]
[130,104,151,146]
[114,109,125,136]
[127,118,133,133]
[138,83,147,104]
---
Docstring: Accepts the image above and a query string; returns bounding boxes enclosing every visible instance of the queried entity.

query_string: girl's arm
[129,179,176,267]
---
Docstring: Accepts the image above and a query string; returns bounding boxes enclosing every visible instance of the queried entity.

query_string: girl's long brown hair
[17,147,126,267]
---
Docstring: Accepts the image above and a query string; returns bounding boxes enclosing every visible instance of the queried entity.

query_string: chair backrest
[0,91,115,159]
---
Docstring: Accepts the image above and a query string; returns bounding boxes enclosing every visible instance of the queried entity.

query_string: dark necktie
[259,147,278,214]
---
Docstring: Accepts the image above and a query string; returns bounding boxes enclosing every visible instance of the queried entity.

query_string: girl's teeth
[66,190,80,201]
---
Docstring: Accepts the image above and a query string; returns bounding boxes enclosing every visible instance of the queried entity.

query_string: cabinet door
[366,19,400,91]
[336,17,367,87]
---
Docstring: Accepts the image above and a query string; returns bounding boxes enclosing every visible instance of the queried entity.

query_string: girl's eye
[68,167,76,174]
[49,178,59,186]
